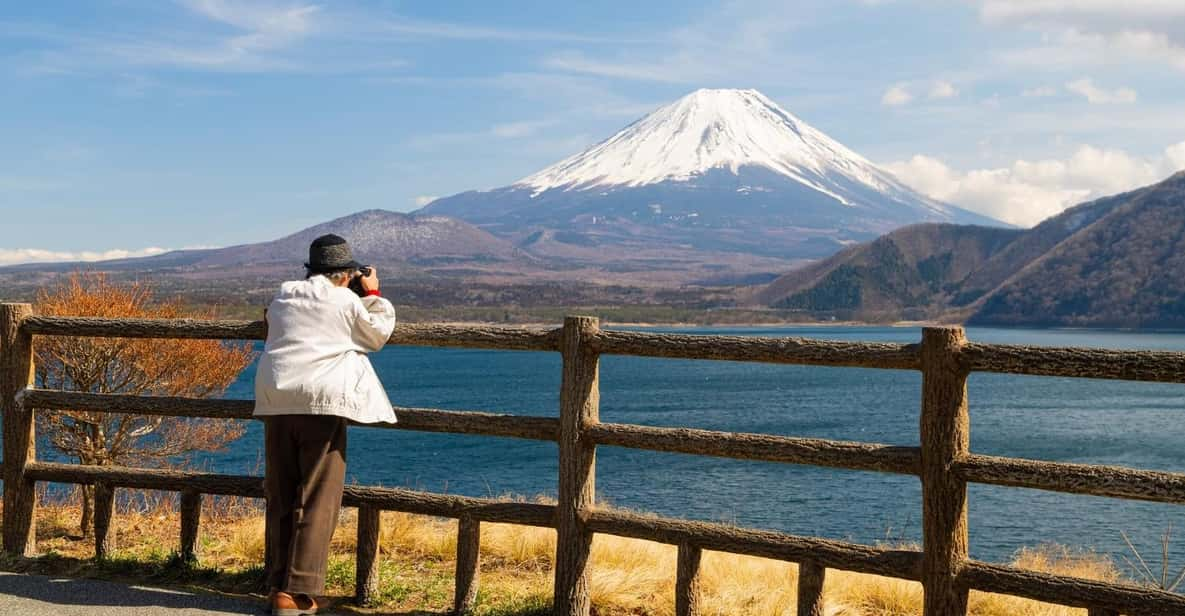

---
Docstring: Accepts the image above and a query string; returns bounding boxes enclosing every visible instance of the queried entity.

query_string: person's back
[253,234,395,616]
[256,275,395,424]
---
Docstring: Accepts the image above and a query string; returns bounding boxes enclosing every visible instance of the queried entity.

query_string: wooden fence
[3,302,1185,615]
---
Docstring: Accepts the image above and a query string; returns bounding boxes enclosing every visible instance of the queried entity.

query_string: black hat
[305,234,363,273]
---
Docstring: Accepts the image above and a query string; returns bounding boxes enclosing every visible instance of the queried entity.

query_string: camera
[348,266,373,297]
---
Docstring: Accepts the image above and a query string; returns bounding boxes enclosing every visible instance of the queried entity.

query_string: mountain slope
[759,171,1185,326]
[949,187,1143,308]
[422,89,1004,262]
[971,172,1185,327]
[181,210,523,267]
[756,224,1023,319]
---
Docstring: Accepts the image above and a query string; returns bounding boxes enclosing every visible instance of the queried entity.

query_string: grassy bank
[2,493,1127,615]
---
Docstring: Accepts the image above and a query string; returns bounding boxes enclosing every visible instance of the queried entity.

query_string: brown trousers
[264,415,348,595]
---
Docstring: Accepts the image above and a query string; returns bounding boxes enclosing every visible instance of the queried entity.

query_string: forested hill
[758,171,1185,328]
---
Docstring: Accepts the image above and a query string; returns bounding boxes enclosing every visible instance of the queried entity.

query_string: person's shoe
[271,591,320,616]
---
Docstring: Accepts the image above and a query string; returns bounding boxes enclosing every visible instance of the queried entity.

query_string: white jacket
[253,275,397,424]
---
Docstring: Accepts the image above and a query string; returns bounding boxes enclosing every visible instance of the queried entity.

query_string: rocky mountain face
[758,171,1185,327]
[421,88,1005,263]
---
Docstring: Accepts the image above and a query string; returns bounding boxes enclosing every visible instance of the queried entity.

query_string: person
[254,234,397,616]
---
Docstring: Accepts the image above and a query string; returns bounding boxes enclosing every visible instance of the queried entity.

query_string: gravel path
[0,571,266,615]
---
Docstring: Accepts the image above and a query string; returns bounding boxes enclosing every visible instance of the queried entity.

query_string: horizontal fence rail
[962,342,1185,383]
[590,329,923,370]
[24,461,558,526]
[954,453,1185,505]
[20,315,561,351]
[3,305,1185,615]
[586,422,922,475]
[17,389,561,442]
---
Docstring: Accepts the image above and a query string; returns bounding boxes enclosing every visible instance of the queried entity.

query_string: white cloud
[0,246,170,266]
[412,195,438,207]
[884,141,1185,227]
[929,81,958,99]
[1167,141,1185,169]
[1064,78,1138,103]
[1022,86,1058,97]
[881,83,912,106]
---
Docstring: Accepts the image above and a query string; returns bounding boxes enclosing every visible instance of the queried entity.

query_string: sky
[2,0,1185,265]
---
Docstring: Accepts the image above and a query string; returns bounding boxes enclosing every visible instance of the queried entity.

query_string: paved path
[0,571,265,615]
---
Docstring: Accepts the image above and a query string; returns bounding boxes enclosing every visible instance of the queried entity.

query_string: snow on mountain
[516,88,950,216]
[420,88,1005,261]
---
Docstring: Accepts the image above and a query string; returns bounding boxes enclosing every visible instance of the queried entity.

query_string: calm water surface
[214,326,1185,566]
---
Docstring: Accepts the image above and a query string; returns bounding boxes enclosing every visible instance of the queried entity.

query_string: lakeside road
[0,572,262,615]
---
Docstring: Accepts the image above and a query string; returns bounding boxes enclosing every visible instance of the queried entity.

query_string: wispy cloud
[407,118,561,150]
[7,2,405,75]
[979,1,1185,25]
[541,51,694,84]
[1021,85,1059,97]
[1065,78,1137,104]
[366,16,627,44]
[6,1,642,82]
[536,1,806,85]
[980,0,1185,71]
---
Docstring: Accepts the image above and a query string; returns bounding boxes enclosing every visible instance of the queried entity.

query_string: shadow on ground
[0,553,548,616]
[0,570,265,615]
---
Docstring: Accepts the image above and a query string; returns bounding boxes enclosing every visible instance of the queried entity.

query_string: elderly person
[254,234,397,616]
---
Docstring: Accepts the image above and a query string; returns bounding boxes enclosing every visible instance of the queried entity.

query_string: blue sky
[3,0,1185,264]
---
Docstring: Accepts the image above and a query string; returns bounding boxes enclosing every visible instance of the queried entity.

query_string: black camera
[348,266,373,297]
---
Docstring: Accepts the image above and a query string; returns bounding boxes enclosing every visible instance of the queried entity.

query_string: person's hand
[360,266,379,292]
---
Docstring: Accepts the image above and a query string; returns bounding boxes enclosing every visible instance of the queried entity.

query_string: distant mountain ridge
[758,171,1185,327]
[422,88,1004,262]
[0,210,523,273]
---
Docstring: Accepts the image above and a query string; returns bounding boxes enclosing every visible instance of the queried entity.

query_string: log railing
[3,304,1185,615]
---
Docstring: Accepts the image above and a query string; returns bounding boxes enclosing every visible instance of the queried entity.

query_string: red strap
[364,289,381,297]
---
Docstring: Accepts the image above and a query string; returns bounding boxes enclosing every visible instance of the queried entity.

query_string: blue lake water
[207,325,1185,567]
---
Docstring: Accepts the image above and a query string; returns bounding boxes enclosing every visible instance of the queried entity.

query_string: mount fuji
[420,89,1004,264]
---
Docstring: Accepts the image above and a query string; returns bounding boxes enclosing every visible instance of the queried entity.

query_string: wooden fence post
[179,490,201,563]
[675,543,702,616]
[93,482,115,559]
[796,561,826,616]
[454,515,480,615]
[554,316,600,616]
[355,506,381,605]
[1,303,36,556]
[920,326,970,616]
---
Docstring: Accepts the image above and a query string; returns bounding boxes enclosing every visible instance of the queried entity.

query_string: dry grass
[0,489,1131,616]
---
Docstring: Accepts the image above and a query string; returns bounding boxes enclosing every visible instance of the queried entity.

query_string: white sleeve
[350,295,397,352]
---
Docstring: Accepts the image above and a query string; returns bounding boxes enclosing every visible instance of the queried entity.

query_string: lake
[214,325,1185,567]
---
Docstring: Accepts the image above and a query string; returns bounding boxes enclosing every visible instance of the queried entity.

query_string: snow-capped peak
[515,88,905,203]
